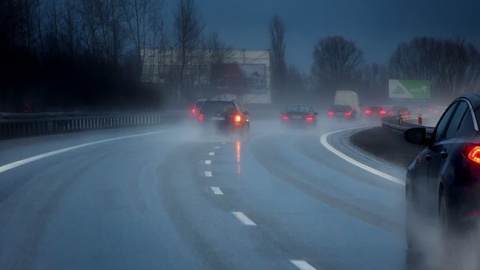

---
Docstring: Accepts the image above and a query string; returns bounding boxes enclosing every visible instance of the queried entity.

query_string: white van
[334,90,360,118]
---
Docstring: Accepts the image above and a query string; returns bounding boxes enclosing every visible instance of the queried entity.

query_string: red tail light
[198,114,204,122]
[379,110,386,115]
[388,111,395,116]
[282,115,289,121]
[306,115,314,122]
[234,114,242,123]
[191,108,197,115]
[365,109,371,115]
[345,111,352,117]
[464,145,480,164]
[402,111,409,116]
[328,111,334,116]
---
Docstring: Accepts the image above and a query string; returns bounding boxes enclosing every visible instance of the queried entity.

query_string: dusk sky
[165,0,480,73]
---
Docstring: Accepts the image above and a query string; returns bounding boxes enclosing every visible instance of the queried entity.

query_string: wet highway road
[0,119,425,269]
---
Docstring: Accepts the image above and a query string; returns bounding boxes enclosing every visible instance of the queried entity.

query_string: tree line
[270,16,480,105]
[1,1,479,112]
[0,0,231,112]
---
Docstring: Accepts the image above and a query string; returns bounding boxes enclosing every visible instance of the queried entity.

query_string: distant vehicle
[196,99,249,136]
[334,90,359,118]
[364,105,388,118]
[388,105,409,116]
[281,104,318,128]
[404,93,480,251]
[327,105,355,119]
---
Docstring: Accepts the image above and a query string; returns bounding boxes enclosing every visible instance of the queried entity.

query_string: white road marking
[232,211,256,226]
[290,260,317,270]
[0,131,168,174]
[320,129,404,186]
[211,187,224,195]
[204,171,213,177]
[209,152,215,156]
[214,146,220,149]
[205,160,212,165]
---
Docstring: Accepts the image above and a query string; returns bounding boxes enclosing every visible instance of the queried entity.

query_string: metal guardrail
[0,112,187,139]
[381,115,435,134]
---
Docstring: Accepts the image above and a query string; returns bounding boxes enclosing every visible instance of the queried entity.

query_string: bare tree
[172,0,205,102]
[311,36,364,94]
[120,0,166,79]
[269,15,287,102]
[360,63,388,101]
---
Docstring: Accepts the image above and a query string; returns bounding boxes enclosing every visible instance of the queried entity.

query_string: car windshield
[2,0,479,269]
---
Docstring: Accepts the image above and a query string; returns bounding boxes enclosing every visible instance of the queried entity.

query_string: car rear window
[200,102,236,115]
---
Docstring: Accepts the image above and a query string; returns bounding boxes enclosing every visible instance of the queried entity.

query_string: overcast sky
[165,0,480,73]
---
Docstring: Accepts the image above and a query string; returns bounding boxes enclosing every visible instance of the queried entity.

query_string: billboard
[211,63,267,94]
[388,80,431,99]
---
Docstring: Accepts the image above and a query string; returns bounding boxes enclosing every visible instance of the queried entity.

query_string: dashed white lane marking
[205,160,212,165]
[290,260,317,270]
[204,171,213,177]
[0,131,168,174]
[211,187,224,195]
[232,212,256,226]
[209,152,215,156]
[320,129,404,186]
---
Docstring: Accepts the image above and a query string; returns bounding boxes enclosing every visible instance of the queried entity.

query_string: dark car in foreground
[404,93,480,251]
[196,99,249,136]
[327,105,355,119]
[281,104,318,127]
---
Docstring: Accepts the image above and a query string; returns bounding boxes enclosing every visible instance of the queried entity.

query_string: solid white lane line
[320,130,404,186]
[205,160,212,165]
[0,130,168,174]
[290,260,317,270]
[211,187,224,195]
[232,212,256,226]
[209,152,215,156]
[204,171,213,177]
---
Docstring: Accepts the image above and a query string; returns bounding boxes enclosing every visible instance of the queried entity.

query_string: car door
[426,101,469,211]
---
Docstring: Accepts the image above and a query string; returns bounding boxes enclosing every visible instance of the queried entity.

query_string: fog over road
[0,119,429,269]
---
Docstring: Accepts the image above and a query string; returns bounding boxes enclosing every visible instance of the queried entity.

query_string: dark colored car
[364,105,388,118]
[387,106,409,116]
[404,94,480,250]
[197,100,249,135]
[327,105,355,119]
[281,104,318,127]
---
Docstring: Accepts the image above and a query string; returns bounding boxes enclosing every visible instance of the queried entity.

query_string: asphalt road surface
[0,117,435,270]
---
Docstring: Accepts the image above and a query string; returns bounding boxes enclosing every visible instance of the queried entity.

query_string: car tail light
[402,111,409,116]
[328,111,334,116]
[234,114,242,123]
[379,110,386,115]
[345,111,352,117]
[191,107,197,115]
[388,110,395,116]
[306,115,314,122]
[198,113,204,122]
[464,145,480,165]
[365,109,371,115]
[282,115,289,121]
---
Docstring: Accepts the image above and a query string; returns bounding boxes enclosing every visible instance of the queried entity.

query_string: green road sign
[389,80,431,99]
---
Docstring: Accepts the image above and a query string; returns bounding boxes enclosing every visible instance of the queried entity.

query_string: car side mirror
[404,127,429,145]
